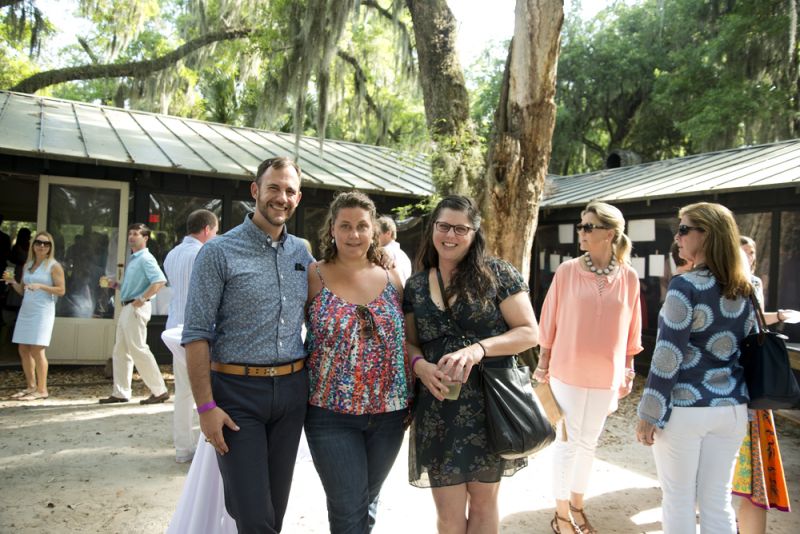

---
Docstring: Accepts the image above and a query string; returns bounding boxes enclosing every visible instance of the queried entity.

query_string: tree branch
[10,28,253,94]
[361,0,412,50]
[336,49,386,127]
[0,1,24,9]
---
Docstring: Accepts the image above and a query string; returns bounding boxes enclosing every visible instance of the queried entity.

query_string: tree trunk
[481,0,564,281]
[406,0,482,195]
[9,28,253,94]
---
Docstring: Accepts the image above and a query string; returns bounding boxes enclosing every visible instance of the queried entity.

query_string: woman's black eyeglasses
[575,223,609,233]
[677,224,705,236]
[356,305,375,339]
[434,221,474,237]
[33,240,52,247]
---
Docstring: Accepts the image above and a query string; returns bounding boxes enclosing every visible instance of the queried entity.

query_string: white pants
[111,302,167,399]
[162,326,198,459]
[550,377,616,500]
[652,404,747,534]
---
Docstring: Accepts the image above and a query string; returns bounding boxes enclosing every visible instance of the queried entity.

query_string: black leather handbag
[739,295,800,410]
[481,361,556,459]
[435,268,555,459]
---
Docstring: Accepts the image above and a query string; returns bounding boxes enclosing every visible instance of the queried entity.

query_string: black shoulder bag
[435,269,555,459]
[739,294,800,409]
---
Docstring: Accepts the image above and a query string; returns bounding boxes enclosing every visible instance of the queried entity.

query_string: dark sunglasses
[677,224,705,236]
[434,221,474,237]
[356,305,375,339]
[575,223,609,233]
[33,240,52,247]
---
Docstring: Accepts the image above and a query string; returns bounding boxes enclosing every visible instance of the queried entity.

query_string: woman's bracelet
[410,355,424,374]
[535,365,549,372]
[475,341,487,358]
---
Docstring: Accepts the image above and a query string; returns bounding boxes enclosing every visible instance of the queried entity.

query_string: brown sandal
[551,512,581,534]
[569,504,598,534]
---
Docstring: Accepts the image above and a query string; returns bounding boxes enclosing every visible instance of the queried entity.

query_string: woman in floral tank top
[305,191,411,534]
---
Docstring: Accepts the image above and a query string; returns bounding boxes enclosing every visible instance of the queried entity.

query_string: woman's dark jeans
[305,405,406,534]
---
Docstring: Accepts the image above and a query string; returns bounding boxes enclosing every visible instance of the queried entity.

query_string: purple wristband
[197,401,217,414]
[410,356,424,374]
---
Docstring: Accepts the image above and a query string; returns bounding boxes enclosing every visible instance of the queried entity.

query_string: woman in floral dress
[403,195,539,533]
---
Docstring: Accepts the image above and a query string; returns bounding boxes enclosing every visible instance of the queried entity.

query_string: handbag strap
[435,267,470,339]
[749,293,768,339]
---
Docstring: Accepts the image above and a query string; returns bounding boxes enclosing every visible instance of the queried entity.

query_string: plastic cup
[99,276,109,288]
[2,267,13,281]
[443,369,464,401]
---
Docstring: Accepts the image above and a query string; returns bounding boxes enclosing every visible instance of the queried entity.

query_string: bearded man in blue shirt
[182,157,313,534]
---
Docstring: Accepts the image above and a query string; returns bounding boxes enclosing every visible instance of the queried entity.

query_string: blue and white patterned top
[181,214,314,364]
[637,268,755,428]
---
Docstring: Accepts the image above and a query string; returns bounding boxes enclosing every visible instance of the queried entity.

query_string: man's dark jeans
[213,368,308,534]
[305,405,406,534]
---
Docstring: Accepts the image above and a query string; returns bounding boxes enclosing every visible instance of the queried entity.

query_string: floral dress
[403,257,528,488]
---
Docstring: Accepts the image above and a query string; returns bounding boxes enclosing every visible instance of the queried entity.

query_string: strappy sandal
[10,388,36,399]
[551,512,581,534]
[569,503,598,534]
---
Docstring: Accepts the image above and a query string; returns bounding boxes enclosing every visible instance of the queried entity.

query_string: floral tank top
[306,267,410,415]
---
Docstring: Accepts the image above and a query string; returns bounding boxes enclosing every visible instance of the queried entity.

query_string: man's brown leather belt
[211,360,304,378]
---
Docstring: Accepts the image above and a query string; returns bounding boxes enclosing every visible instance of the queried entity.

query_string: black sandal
[569,504,598,534]
[551,512,581,534]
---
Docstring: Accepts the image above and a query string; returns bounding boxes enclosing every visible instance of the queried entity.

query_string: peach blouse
[539,258,643,389]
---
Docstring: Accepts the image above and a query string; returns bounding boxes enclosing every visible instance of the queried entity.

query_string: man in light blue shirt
[100,223,168,405]
[161,209,218,463]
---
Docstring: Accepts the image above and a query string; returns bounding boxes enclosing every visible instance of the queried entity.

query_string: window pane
[48,185,120,318]
[147,193,222,316]
[231,200,254,228]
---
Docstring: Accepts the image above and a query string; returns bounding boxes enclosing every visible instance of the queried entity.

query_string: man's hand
[200,407,240,455]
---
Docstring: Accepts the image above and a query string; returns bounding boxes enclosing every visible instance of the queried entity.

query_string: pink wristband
[197,401,217,414]
[410,356,424,374]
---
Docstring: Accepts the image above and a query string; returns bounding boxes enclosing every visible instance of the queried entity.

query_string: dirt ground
[1,366,799,534]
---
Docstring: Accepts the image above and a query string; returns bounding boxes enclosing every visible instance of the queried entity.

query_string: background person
[534,201,642,534]
[636,202,753,534]
[732,235,796,533]
[182,157,313,533]
[99,223,169,405]
[377,215,412,283]
[5,231,65,400]
[403,195,539,534]
[305,192,410,533]
[161,209,218,463]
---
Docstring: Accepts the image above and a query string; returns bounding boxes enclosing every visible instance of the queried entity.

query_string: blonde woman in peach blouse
[534,201,643,534]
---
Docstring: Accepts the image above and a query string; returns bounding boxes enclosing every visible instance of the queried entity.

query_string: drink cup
[443,369,464,401]
[99,275,109,288]
[2,267,14,282]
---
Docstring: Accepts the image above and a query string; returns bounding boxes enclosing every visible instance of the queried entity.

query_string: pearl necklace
[583,252,617,275]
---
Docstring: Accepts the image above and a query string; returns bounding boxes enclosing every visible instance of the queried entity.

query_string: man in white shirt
[377,215,412,283]
[161,209,218,463]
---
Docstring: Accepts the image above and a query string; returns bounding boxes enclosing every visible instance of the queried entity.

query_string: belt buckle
[267,366,278,377]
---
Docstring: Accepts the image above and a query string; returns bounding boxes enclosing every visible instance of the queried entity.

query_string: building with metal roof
[533,139,800,364]
[0,90,432,364]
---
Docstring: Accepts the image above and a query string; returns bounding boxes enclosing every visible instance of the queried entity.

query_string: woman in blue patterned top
[636,202,755,534]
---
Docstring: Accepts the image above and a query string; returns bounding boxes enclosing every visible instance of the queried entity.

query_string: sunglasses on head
[33,240,52,247]
[575,223,609,233]
[434,221,474,237]
[677,224,705,236]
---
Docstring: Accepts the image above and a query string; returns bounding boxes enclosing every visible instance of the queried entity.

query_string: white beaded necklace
[583,252,617,275]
